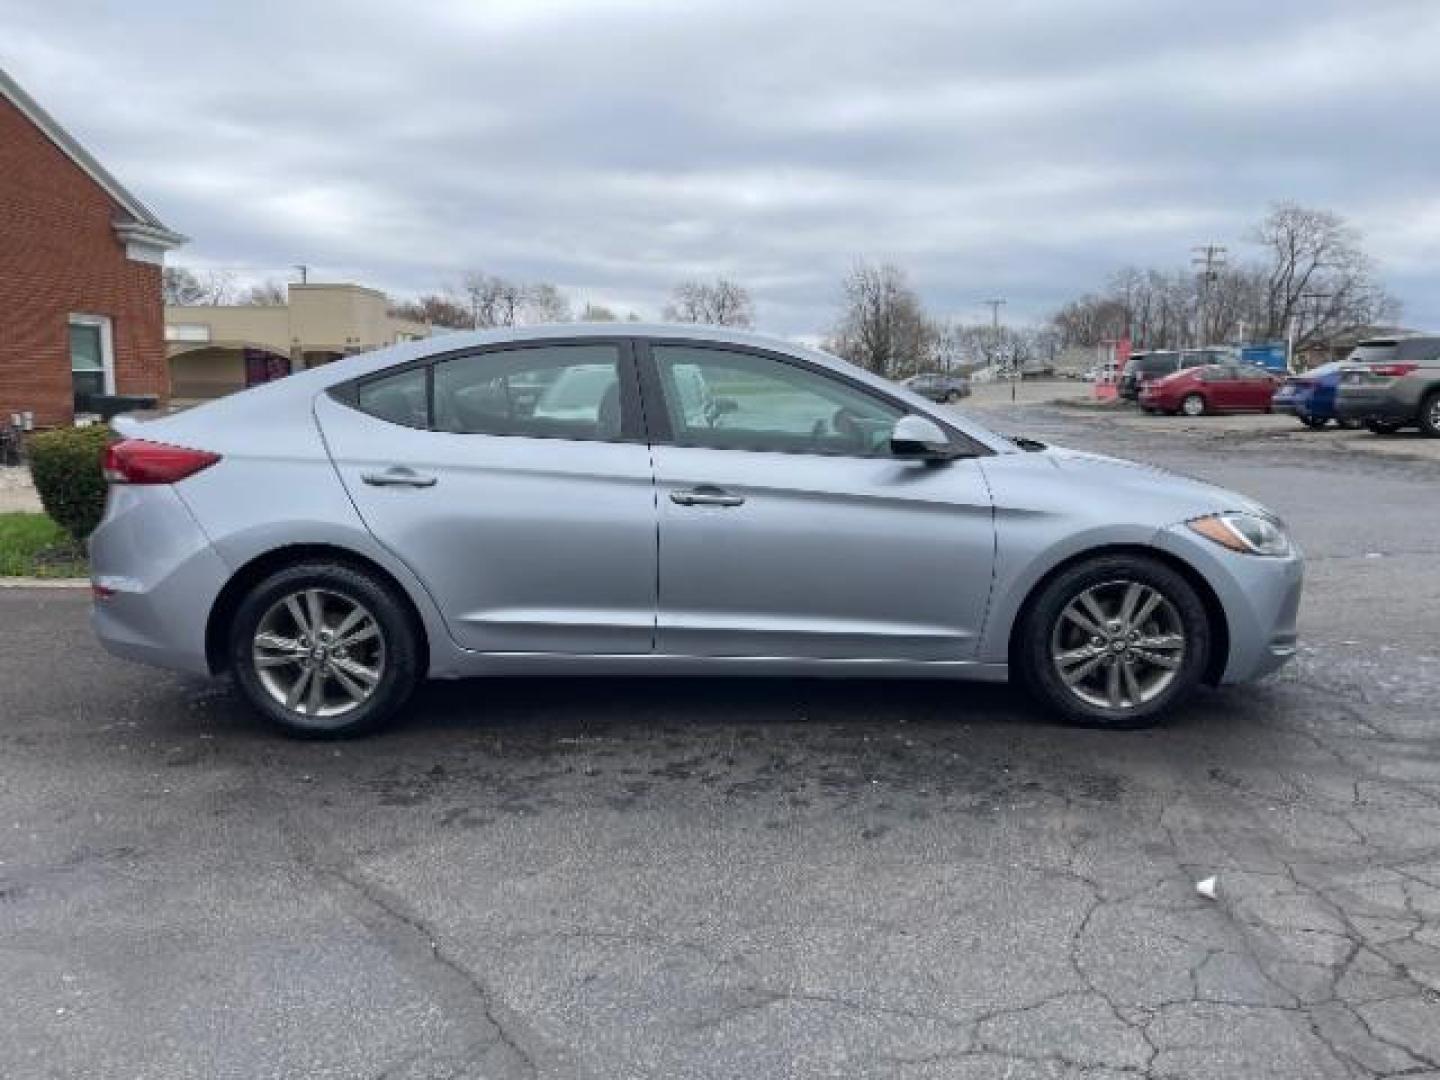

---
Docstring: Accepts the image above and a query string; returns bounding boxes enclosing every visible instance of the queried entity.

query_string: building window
[68,314,115,411]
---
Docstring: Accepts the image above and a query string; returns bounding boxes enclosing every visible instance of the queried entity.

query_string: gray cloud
[4,0,1437,333]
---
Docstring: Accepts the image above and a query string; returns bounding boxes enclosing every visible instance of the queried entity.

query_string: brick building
[1,66,184,428]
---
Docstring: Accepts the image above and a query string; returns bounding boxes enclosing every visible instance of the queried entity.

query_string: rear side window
[432,343,624,441]
[1349,343,1397,365]
[357,367,428,428]
[1398,338,1440,363]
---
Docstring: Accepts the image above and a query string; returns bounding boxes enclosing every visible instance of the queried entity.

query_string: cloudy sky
[4,0,1438,335]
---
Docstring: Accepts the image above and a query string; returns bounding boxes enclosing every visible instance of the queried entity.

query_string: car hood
[984,442,1273,526]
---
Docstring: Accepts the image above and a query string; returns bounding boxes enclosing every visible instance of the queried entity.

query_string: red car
[1139,363,1281,416]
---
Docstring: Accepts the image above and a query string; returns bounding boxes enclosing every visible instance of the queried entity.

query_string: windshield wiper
[1008,435,1048,452]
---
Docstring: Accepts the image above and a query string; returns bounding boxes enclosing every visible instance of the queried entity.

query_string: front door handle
[670,485,744,507]
[361,467,437,488]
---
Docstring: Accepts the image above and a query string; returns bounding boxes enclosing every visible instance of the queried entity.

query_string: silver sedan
[90,325,1302,737]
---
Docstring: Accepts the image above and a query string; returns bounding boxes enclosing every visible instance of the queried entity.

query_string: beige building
[166,283,431,400]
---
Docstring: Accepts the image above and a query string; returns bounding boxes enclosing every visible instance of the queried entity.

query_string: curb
[0,577,90,589]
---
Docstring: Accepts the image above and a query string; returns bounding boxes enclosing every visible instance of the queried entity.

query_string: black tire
[229,561,421,738]
[1180,393,1206,417]
[1419,391,1440,439]
[1015,554,1211,729]
[1299,414,1329,430]
[1366,419,1404,435]
[944,391,960,404]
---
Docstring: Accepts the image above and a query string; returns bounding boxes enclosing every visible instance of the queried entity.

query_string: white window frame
[68,313,116,396]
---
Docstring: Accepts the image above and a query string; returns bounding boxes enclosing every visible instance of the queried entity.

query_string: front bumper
[89,485,230,676]
[1154,524,1304,684]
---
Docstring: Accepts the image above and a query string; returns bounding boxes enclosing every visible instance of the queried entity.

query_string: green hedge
[28,425,112,541]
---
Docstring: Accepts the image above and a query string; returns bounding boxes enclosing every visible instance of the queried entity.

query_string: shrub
[27,425,112,541]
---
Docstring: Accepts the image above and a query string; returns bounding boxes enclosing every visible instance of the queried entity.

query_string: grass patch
[0,513,88,578]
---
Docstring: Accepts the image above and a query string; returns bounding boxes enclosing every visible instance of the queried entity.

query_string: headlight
[1188,512,1292,557]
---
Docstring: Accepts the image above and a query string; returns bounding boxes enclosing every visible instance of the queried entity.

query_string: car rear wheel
[1180,393,1206,417]
[1420,392,1440,439]
[1366,419,1404,435]
[229,561,421,738]
[1017,554,1210,729]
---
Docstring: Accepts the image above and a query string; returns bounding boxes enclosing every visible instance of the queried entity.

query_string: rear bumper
[1336,387,1411,423]
[1270,392,1315,417]
[89,486,230,676]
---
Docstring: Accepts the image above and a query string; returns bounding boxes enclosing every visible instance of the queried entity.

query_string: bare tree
[389,293,473,328]
[524,282,572,323]
[663,278,754,327]
[239,279,287,306]
[826,263,934,378]
[163,267,236,306]
[579,302,618,322]
[1049,203,1400,353]
[1253,202,1399,347]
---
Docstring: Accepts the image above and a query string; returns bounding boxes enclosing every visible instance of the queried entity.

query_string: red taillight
[102,439,221,485]
[1370,363,1418,378]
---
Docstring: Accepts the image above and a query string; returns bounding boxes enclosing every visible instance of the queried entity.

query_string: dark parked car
[903,373,971,403]
[1119,350,1228,400]
[1139,363,1280,416]
[1271,362,1362,429]
[1334,335,1440,437]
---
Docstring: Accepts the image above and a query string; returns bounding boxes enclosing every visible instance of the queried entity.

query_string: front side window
[433,343,624,440]
[651,345,904,456]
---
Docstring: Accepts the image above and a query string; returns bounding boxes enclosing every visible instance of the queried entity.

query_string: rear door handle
[361,467,437,488]
[670,485,744,507]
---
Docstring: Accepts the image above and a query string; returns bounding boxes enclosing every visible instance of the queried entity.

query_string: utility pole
[1190,245,1226,348]
[982,298,1011,401]
[1295,291,1333,371]
[293,264,309,284]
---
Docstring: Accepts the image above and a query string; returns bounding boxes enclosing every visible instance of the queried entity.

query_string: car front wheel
[229,561,421,738]
[1017,555,1211,729]
[1180,393,1206,417]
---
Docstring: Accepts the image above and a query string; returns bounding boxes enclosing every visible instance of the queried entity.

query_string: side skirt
[431,652,1011,682]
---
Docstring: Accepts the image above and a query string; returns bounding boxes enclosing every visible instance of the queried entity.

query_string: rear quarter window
[356,367,429,428]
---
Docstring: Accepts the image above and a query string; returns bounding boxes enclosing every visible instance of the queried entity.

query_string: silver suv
[1335,335,1440,436]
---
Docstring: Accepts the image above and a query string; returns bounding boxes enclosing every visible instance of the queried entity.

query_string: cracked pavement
[2,401,1439,1078]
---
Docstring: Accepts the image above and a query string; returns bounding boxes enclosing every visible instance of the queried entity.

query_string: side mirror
[890,415,954,461]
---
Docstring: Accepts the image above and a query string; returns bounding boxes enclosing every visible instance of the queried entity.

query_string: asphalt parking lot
[3,399,1440,1079]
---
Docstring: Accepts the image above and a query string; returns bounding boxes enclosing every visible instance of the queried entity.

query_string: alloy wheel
[252,588,386,718]
[1050,579,1186,712]
[1181,394,1205,417]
